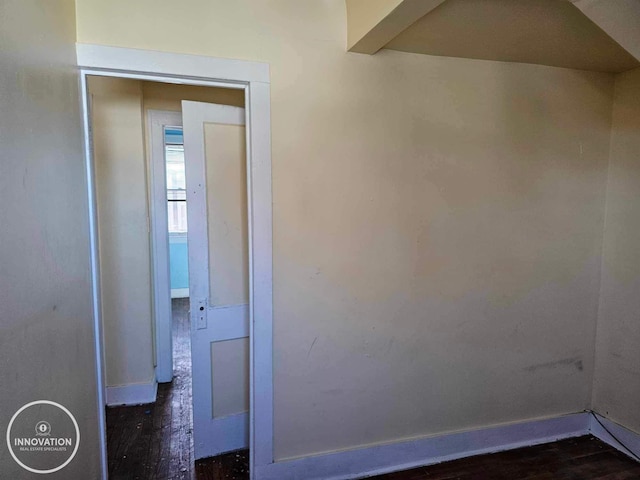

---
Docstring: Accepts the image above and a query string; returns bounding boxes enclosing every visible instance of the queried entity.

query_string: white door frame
[77,44,273,480]
[148,110,183,383]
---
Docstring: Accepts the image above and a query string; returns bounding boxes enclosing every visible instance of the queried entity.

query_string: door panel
[211,337,250,418]
[183,100,249,460]
[205,122,249,306]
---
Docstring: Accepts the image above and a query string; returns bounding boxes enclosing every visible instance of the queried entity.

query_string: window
[165,127,187,234]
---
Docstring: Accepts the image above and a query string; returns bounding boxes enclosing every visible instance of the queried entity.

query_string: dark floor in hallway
[106,300,640,479]
[106,298,248,480]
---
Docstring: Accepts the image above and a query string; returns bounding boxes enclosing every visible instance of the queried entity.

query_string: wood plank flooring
[106,299,640,479]
[369,435,640,479]
[106,298,195,480]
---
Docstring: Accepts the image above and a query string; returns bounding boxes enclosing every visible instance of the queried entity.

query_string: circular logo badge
[6,400,80,474]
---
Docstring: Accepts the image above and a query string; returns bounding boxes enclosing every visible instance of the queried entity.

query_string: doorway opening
[85,75,252,478]
[78,45,273,480]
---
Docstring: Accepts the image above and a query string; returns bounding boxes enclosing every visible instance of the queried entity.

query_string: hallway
[106,299,249,480]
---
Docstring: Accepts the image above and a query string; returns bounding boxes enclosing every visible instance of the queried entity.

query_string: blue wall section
[169,234,189,290]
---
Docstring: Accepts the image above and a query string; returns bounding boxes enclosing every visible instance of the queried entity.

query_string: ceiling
[347,0,640,73]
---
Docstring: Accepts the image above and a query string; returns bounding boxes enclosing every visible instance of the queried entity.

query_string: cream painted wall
[573,0,640,64]
[89,76,156,388]
[345,0,403,49]
[384,0,639,73]
[592,67,640,433]
[88,76,243,389]
[76,0,616,460]
[142,82,244,112]
[0,1,101,477]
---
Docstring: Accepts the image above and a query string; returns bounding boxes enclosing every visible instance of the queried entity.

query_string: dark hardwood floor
[106,298,194,479]
[368,436,640,479]
[106,299,640,479]
[107,298,250,480]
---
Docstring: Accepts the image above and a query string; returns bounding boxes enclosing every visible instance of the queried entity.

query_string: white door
[183,100,250,459]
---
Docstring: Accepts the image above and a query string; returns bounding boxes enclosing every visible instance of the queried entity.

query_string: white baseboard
[171,288,189,299]
[106,380,158,406]
[255,412,590,480]
[590,412,640,462]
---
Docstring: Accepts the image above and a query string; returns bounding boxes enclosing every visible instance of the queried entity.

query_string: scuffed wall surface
[76,0,615,460]
[0,1,101,477]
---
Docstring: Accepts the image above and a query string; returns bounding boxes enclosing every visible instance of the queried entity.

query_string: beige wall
[89,76,156,388]
[0,1,102,477]
[88,76,242,389]
[76,0,617,460]
[573,0,640,64]
[142,82,244,112]
[592,67,640,433]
